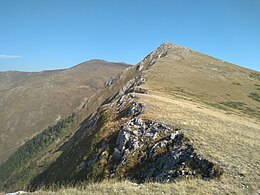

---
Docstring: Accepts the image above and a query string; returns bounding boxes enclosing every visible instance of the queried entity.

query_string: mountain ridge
[0,42,259,194]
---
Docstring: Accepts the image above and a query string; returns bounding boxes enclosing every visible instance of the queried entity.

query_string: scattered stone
[158,50,167,58]
[102,141,107,149]
[127,102,144,117]
[118,76,146,97]
[170,131,179,140]
[116,127,131,151]
[5,191,28,195]
[79,161,86,170]
[86,156,98,166]
[116,93,136,108]
[136,63,144,71]
[112,148,122,160]
[105,76,118,87]
[149,59,157,66]
[134,88,147,94]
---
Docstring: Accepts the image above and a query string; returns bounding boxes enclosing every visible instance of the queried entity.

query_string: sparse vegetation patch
[232,82,242,86]
[204,101,259,119]
[220,101,246,109]
[249,72,260,80]
[248,92,260,102]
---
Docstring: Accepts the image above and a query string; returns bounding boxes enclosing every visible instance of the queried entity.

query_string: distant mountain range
[0,60,130,164]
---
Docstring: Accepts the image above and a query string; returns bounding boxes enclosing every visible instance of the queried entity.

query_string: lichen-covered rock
[136,63,144,71]
[115,93,136,108]
[116,127,131,151]
[112,148,122,160]
[134,87,147,94]
[109,101,222,182]
[127,102,144,117]
[79,161,86,170]
[104,76,119,87]
[117,76,146,97]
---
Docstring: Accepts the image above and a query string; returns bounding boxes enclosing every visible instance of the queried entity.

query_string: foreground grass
[1,179,244,195]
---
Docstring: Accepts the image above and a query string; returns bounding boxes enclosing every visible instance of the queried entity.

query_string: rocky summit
[0,42,259,194]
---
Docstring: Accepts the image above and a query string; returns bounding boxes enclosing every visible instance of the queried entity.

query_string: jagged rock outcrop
[136,42,172,70]
[110,114,221,182]
[105,76,118,87]
[74,72,222,183]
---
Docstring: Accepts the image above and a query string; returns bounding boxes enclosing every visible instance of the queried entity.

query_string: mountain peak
[160,42,174,47]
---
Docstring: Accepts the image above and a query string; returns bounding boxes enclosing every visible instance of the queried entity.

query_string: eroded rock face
[127,102,144,117]
[117,76,146,97]
[133,87,147,94]
[137,42,171,69]
[111,116,221,182]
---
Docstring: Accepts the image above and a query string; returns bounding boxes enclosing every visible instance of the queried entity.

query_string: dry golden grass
[137,91,259,194]
[1,179,243,195]
[134,48,260,194]
[143,46,259,120]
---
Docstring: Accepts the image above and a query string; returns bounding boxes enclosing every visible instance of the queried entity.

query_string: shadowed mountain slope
[0,60,130,164]
[0,43,259,194]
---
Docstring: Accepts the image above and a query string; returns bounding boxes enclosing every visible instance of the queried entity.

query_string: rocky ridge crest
[72,73,222,183]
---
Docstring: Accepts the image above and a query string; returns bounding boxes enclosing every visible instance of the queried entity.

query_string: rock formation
[76,73,222,183]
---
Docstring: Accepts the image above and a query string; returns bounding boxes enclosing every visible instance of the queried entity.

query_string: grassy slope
[143,45,259,119]
[0,179,239,195]
[138,44,260,193]
[0,60,129,164]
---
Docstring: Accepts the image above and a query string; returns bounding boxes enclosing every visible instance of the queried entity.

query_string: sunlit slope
[139,43,260,193]
[143,43,259,120]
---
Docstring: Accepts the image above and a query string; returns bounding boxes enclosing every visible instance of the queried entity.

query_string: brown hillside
[0,60,130,164]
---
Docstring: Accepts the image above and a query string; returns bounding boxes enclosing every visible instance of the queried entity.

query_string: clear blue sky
[0,0,259,72]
